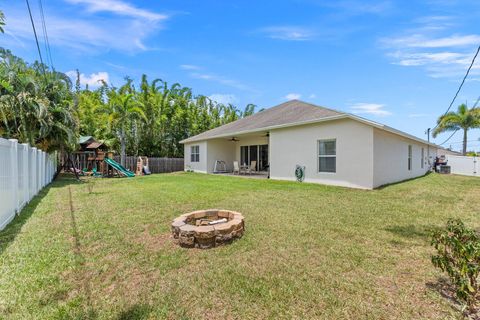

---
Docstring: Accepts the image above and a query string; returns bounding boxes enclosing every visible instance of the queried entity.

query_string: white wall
[206,139,236,173]
[269,119,375,189]
[184,141,208,173]
[0,138,56,230]
[373,128,434,188]
[446,155,478,176]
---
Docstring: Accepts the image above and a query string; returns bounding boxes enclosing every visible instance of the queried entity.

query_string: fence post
[9,139,19,214]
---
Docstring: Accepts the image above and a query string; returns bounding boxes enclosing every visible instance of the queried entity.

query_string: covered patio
[184,131,270,176]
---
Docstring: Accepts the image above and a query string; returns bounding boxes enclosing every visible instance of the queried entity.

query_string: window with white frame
[421,147,424,169]
[318,139,336,173]
[190,145,200,162]
[408,145,412,171]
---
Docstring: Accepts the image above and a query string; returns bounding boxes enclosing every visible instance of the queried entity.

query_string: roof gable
[181,100,343,143]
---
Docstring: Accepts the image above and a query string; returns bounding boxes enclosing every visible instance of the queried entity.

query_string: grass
[0,172,479,319]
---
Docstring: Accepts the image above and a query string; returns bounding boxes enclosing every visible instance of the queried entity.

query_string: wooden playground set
[63,136,151,178]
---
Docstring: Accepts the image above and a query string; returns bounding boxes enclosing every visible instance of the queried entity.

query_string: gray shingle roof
[181,100,344,143]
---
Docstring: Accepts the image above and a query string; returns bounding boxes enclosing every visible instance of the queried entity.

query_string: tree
[105,86,145,166]
[433,104,480,155]
[0,49,77,152]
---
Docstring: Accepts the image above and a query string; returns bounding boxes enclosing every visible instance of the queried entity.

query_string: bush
[431,219,480,312]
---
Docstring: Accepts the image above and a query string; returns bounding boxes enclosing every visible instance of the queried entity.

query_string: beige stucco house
[180,100,437,189]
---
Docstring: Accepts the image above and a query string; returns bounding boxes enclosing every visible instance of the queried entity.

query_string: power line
[444,139,480,145]
[432,44,480,132]
[439,130,459,146]
[25,0,47,81]
[38,0,54,71]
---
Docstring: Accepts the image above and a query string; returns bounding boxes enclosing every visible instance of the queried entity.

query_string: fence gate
[446,155,479,177]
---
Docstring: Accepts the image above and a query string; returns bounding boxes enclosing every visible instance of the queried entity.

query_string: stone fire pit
[171,209,245,248]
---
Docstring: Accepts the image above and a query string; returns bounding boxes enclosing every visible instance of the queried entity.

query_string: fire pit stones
[171,209,245,248]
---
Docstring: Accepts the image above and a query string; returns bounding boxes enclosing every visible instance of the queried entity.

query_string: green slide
[104,158,135,177]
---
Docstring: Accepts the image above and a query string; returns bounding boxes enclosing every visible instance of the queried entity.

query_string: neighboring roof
[437,148,462,156]
[79,135,94,144]
[180,99,438,148]
[181,100,342,143]
[86,141,104,149]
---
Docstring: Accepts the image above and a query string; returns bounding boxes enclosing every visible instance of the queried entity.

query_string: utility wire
[38,0,54,71]
[25,0,47,81]
[445,139,480,145]
[438,130,459,146]
[432,44,480,132]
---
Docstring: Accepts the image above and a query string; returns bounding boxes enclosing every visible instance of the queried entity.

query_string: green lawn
[0,172,479,319]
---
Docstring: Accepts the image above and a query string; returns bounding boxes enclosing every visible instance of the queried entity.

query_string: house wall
[206,139,236,173]
[269,118,375,189]
[184,141,207,173]
[372,128,435,188]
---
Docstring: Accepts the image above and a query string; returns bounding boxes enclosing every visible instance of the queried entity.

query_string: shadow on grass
[384,224,432,240]
[0,175,82,256]
[376,171,432,190]
[116,304,153,320]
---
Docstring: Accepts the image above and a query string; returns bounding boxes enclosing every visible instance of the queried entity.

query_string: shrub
[431,219,480,312]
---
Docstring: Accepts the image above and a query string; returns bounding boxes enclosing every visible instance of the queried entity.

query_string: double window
[190,145,200,162]
[318,139,336,173]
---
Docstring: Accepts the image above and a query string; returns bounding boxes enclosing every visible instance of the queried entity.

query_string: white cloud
[309,93,317,99]
[208,94,238,105]
[0,3,168,53]
[390,51,471,66]
[285,93,302,100]
[260,26,314,41]
[381,17,480,78]
[385,34,480,48]
[64,0,167,21]
[180,64,201,70]
[350,103,392,116]
[66,71,109,88]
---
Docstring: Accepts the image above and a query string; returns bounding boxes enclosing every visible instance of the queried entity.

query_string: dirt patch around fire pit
[171,209,245,249]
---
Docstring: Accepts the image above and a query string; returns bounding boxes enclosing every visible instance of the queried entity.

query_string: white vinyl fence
[445,155,479,177]
[0,138,57,230]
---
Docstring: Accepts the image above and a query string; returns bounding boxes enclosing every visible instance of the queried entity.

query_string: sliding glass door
[259,144,268,171]
[240,144,268,171]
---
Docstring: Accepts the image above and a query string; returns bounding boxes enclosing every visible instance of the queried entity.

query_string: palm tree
[106,90,145,166]
[433,104,480,155]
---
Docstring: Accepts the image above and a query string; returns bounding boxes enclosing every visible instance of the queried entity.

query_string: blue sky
[1,0,480,152]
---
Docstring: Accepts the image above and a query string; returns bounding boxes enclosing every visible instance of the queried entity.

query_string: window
[408,145,412,171]
[318,139,336,173]
[190,145,200,162]
[421,147,424,169]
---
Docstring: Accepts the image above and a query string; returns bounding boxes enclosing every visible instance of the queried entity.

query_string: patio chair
[233,161,240,175]
[246,160,256,175]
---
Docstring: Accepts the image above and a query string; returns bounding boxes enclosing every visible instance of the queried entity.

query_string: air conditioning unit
[439,165,451,174]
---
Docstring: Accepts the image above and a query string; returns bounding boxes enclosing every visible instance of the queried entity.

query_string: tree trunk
[120,128,126,167]
[463,129,467,155]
